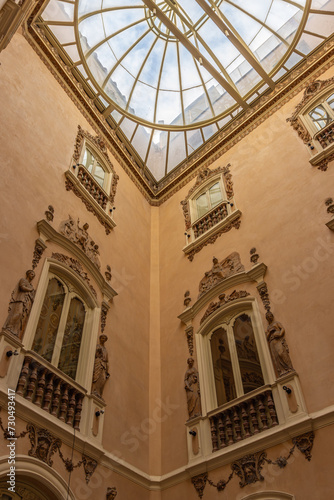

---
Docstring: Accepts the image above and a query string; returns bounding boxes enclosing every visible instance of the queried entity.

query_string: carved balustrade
[16,356,84,430]
[209,389,278,452]
[77,166,109,210]
[192,201,229,238]
[315,121,334,149]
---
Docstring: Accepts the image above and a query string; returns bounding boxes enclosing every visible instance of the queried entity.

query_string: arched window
[210,312,264,407]
[307,91,334,132]
[195,180,224,220]
[31,274,88,381]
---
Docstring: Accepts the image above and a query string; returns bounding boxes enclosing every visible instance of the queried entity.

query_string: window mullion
[51,291,73,368]
[227,323,244,398]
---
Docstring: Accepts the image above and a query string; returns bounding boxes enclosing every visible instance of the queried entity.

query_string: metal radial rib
[141,0,248,109]
[195,0,275,90]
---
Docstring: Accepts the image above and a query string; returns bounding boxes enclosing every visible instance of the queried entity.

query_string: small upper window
[308,92,334,131]
[82,148,106,188]
[210,312,264,407]
[195,182,224,219]
[32,275,87,381]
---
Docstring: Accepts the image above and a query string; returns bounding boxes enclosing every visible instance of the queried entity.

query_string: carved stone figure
[3,270,36,339]
[92,334,110,399]
[231,451,266,488]
[59,216,101,268]
[184,358,202,419]
[266,312,294,377]
[198,253,244,298]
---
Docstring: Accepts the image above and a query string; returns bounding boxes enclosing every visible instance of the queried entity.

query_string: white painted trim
[240,491,295,500]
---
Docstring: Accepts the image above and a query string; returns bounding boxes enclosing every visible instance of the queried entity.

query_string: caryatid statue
[3,270,36,340]
[184,357,202,419]
[92,334,110,399]
[266,312,294,377]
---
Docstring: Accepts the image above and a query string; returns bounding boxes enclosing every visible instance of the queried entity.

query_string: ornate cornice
[23,5,334,204]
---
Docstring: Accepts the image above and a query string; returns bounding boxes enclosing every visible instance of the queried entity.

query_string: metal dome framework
[38,0,334,182]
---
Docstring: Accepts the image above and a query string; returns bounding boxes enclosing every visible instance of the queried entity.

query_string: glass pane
[58,297,85,379]
[234,314,264,394]
[209,182,223,208]
[82,148,94,172]
[196,192,209,219]
[326,93,334,112]
[93,163,105,187]
[32,278,65,362]
[211,327,236,405]
[309,104,331,130]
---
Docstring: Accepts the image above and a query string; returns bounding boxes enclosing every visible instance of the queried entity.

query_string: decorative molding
[179,263,267,325]
[44,205,54,222]
[51,252,97,298]
[256,281,272,314]
[250,247,260,266]
[200,290,250,324]
[100,302,109,333]
[59,216,101,269]
[65,173,116,235]
[184,211,242,261]
[198,253,245,299]
[27,423,61,467]
[292,431,314,461]
[106,487,118,500]
[0,0,35,53]
[185,326,194,357]
[232,451,266,488]
[222,164,234,200]
[82,454,98,484]
[191,473,208,499]
[184,290,192,308]
[32,238,47,269]
[191,432,315,497]
[287,77,334,129]
[37,219,117,301]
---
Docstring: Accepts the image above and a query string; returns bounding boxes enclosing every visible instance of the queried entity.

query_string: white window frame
[190,175,229,224]
[23,259,100,390]
[80,139,113,195]
[196,299,274,414]
[303,89,334,136]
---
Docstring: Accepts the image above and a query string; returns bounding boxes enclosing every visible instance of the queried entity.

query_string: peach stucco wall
[158,65,334,476]
[0,28,334,500]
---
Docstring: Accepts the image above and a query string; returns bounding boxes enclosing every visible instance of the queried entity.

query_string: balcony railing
[192,201,229,239]
[16,356,85,430]
[314,121,334,149]
[77,166,109,210]
[209,389,278,452]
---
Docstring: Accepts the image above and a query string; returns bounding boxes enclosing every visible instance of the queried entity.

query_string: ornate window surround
[179,260,308,468]
[65,126,119,234]
[181,165,242,261]
[287,77,334,171]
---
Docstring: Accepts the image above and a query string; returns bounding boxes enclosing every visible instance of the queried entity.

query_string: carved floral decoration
[191,432,315,497]
[59,216,101,269]
[198,253,245,299]
[200,290,250,324]
[51,252,97,298]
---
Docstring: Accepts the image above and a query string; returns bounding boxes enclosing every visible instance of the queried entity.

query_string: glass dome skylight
[40,0,334,181]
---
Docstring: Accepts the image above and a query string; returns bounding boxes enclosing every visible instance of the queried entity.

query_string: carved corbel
[293,431,314,461]
[191,473,208,499]
[82,455,98,484]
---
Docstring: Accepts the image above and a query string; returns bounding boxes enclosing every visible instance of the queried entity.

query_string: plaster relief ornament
[266,312,294,377]
[184,357,202,420]
[92,334,110,399]
[198,253,244,298]
[27,424,62,467]
[232,451,266,488]
[59,216,101,269]
[106,487,117,500]
[2,270,35,340]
